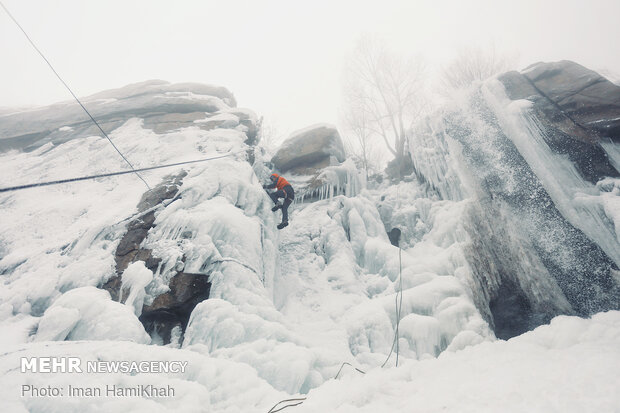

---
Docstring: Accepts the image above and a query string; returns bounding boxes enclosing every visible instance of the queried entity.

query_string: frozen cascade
[410,79,619,333]
[600,139,620,173]
[120,261,153,316]
[276,187,493,370]
[483,80,620,267]
[409,115,469,201]
[296,159,364,203]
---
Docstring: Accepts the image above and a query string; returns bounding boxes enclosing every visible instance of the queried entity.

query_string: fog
[1,0,619,137]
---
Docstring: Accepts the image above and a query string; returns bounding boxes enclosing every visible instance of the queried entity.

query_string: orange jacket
[271,173,290,190]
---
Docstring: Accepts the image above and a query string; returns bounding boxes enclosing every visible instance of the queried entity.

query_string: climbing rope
[381,158,405,368]
[394,159,404,367]
[1,1,150,189]
[380,243,403,368]
[267,398,307,413]
[396,245,403,366]
[265,361,366,412]
[334,362,366,379]
[0,152,239,193]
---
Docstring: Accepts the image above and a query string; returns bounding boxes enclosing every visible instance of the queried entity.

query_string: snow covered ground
[1,311,618,412]
[1,81,619,412]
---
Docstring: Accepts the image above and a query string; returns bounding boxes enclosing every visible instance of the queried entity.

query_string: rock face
[271,124,345,174]
[0,80,255,152]
[499,60,620,182]
[101,171,211,345]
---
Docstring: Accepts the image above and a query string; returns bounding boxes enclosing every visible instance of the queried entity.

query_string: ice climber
[263,173,294,229]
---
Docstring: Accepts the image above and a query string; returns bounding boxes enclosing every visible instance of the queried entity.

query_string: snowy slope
[1,311,618,412]
[294,311,620,413]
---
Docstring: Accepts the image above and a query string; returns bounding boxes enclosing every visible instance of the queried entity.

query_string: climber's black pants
[269,185,294,223]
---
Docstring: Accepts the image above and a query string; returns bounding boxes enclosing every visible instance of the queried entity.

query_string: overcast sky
[1,0,619,138]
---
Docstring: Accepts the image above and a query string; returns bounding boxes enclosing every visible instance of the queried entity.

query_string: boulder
[271,124,345,174]
[499,61,620,183]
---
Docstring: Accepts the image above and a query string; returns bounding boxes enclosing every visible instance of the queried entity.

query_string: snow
[34,287,150,343]
[294,311,620,413]
[1,311,617,412]
[288,123,338,140]
[193,112,240,128]
[0,117,248,318]
[121,262,154,316]
[162,91,229,111]
[0,340,285,413]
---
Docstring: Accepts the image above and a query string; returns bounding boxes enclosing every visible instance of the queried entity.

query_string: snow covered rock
[194,108,259,144]
[0,80,241,152]
[271,124,345,174]
[499,60,620,182]
[0,79,260,349]
[268,124,362,202]
[34,286,150,343]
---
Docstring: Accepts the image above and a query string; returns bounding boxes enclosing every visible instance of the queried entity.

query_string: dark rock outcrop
[139,272,211,345]
[385,153,415,181]
[271,124,345,174]
[499,60,620,182]
[100,171,211,344]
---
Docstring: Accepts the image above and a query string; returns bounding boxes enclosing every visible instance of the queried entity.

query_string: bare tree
[257,117,283,154]
[343,36,426,171]
[441,45,516,90]
[343,99,374,180]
